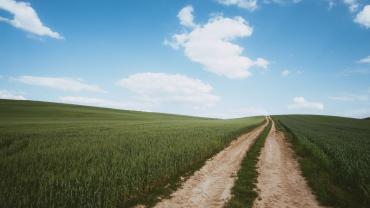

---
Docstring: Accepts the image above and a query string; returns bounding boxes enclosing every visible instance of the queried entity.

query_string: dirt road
[253,121,322,208]
[153,119,268,208]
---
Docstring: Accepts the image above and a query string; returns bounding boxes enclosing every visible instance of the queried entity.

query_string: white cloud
[217,0,258,11]
[0,0,62,39]
[358,55,370,64]
[355,5,370,28]
[288,96,324,110]
[178,5,197,28]
[117,72,220,107]
[13,76,105,93]
[281,69,290,77]
[0,89,26,100]
[166,6,269,79]
[255,58,269,69]
[343,0,360,12]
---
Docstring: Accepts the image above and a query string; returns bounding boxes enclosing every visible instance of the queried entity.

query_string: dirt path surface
[153,119,268,208]
[253,120,322,208]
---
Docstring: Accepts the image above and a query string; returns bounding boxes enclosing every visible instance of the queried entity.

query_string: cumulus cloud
[355,5,370,28]
[0,89,26,100]
[217,0,258,11]
[165,6,269,79]
[117,72,220,107]
[358,55,370,64]
[178,5,197,28]
[0,0,62,39]
[13,76,105,93]
[288,97,324,110]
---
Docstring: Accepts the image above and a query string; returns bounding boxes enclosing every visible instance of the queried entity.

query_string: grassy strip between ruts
[226,119,272,208]
[273,118,368,208]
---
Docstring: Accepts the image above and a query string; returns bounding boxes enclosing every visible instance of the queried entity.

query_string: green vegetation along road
[0,99,264,208]
[274,115,370,208]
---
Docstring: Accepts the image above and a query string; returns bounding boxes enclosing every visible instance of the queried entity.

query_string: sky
[0,0,370,118]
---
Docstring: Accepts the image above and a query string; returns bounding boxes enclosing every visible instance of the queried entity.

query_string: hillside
[0,99,264,207]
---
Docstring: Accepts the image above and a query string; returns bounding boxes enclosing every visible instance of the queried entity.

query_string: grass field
[0,99,264,208]
[274,115,370,208]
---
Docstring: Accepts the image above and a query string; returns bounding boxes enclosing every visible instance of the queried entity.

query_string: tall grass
[274,115,370,208]
[0,99,264,208]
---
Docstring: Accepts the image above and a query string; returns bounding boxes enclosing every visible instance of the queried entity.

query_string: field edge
[273,117,369,208]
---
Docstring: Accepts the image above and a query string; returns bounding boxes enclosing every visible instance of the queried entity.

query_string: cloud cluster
[166,6,269,79]
[288,97,324,110]
[13,76,105,93]
[118,72,220,107]
[0,89,26,100]
[0,0,62,39]
[177,5,197,28]
[355,5,370,28]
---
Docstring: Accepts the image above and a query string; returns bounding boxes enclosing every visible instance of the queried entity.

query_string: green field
[0,99,264,208]
[274,115,370,208]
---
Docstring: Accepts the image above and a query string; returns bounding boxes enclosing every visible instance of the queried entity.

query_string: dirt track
[153,119,268,208]
[253,121,322,208]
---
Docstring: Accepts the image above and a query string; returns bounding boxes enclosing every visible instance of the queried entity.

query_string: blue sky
[0,0,370,118]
